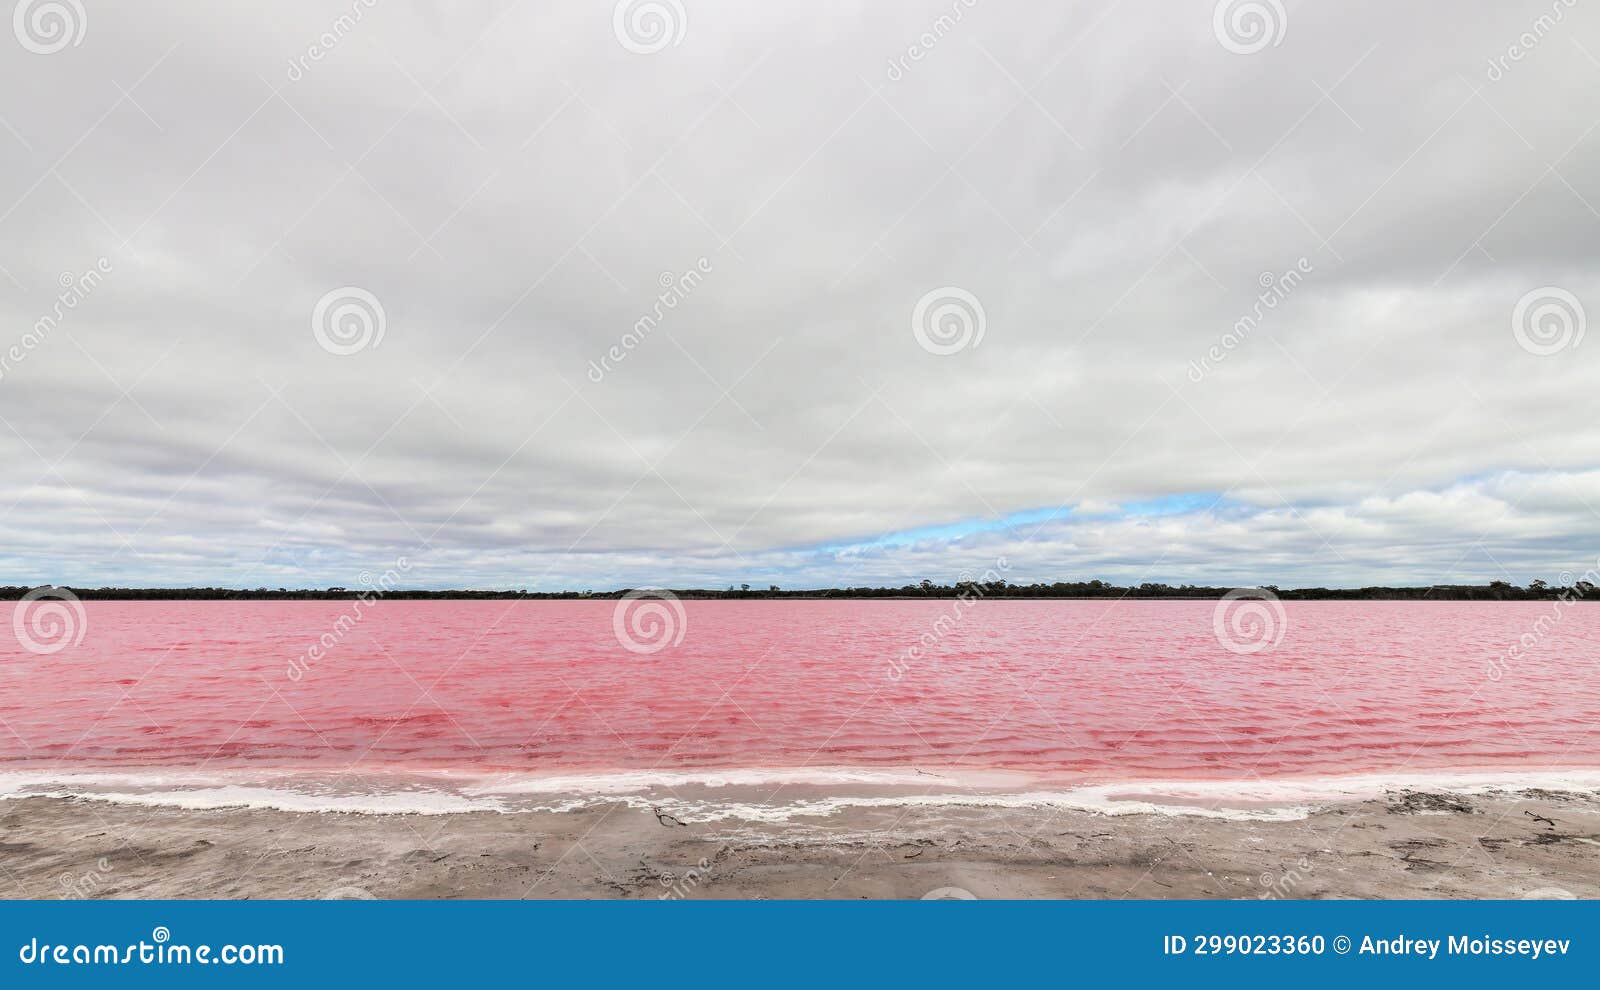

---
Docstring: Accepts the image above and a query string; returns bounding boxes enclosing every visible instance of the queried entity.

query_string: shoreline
[10,595,1594,602]
[4,782,1598,899]
[6,767,1600,821]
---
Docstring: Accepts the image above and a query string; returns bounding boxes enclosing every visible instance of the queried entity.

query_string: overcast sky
[0,0,1597,590]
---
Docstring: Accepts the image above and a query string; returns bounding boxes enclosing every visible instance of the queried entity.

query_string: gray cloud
[1,0,1597,589]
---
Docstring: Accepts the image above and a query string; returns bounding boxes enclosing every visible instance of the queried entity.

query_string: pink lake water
[2,599,1597,790]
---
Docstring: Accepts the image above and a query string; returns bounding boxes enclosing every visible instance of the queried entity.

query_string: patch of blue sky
[818,491,1235,555]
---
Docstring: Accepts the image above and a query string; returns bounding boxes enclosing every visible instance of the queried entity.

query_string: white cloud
[0,1,1597,589]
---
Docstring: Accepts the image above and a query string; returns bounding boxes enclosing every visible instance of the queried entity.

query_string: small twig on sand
[652,807,688,827]
[1525,811,1557,830]
[903,848,924,859]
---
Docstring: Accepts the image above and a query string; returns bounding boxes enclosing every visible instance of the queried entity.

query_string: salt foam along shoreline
[1,766,1597,819]
[4,767,1600,821]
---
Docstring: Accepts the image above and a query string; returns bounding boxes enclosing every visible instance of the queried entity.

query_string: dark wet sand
[4,788,1598,899]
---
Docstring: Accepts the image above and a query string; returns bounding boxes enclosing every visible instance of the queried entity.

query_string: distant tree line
[1,578,1593,601]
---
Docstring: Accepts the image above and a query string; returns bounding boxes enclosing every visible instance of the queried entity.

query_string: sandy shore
[3,785,1599,899]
